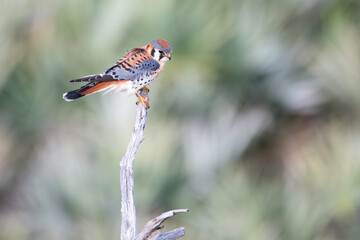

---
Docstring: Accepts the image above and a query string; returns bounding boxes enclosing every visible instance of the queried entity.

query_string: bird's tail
[63,75,128,101]
[63,89,85,101]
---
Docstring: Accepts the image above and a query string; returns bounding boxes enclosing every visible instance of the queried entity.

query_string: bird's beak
[167,54,172,60]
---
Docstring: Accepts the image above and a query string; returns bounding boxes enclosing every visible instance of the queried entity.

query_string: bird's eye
[159,50,165,56]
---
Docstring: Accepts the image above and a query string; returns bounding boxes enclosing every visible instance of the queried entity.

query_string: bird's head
[147,39,172,62]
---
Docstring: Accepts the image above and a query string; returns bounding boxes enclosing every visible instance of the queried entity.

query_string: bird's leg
[139,87,149,97]
[136,87,150,109]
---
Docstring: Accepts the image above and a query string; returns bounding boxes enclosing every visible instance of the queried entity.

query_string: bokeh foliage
[1,0,360,239]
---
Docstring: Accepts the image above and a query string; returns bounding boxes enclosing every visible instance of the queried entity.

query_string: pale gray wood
[136,209,188,240]
[156,228,185,240]
[119,90,188,240]
[120,89,149,240]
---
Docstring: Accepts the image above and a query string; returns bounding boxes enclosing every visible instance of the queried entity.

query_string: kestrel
[63,39,172,108]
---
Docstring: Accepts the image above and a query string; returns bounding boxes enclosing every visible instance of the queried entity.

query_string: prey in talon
[63,39,172,109]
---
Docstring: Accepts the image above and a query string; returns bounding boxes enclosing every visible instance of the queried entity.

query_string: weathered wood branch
[119,90,188,240]
[156,228,186,240]
[136,209,188,240]
[120,90,148,240]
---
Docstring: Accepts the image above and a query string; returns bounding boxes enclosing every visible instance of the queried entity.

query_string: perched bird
[63,39,172,108]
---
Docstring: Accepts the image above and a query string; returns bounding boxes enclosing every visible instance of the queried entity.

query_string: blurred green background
[1,0,360,239]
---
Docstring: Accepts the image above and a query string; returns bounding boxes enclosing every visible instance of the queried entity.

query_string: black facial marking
[151,49,155,56]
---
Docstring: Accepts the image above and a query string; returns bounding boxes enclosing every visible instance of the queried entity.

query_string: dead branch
[156,228,186,240]
[119,89,188,240]
[136,209,188,240]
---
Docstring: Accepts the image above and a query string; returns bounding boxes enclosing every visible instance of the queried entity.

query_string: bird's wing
[103,49,160,81]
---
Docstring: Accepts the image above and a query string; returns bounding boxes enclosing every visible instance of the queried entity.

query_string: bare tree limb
[156,228,186,240]
[120,89,149,240]
[136,209,188,240]
[119,90,188,240]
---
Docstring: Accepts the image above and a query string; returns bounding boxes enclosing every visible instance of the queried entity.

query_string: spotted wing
[103,49,160,81]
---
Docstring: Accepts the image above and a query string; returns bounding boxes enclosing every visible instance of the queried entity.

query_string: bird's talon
[136,91,150,109]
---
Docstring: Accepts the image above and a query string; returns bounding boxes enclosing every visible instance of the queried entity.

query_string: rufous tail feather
[63,80,129,101]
